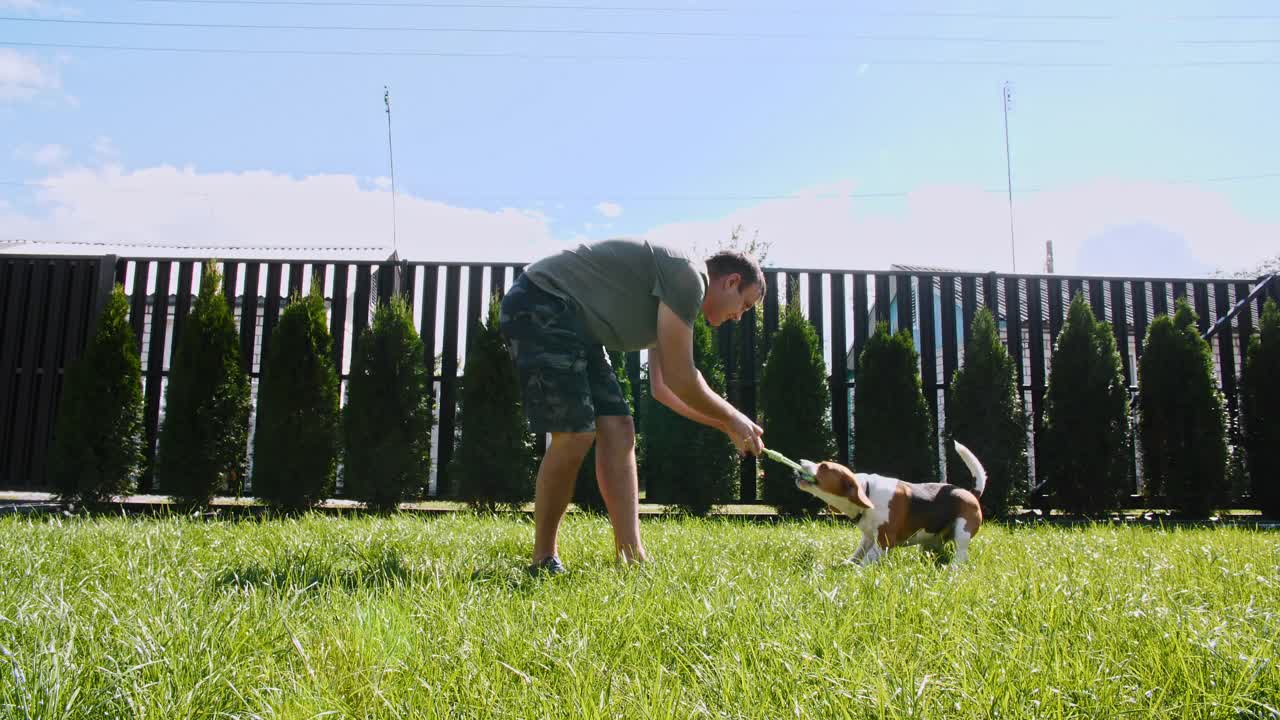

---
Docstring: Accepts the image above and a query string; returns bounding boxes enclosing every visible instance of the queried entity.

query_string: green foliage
[452,293,537,512]
[574,350,635,515]
[760,299,836,515]
[249,289,341,512]
[641,316,738,516]
[946,307,1028,518]
[1242,297,1280,517]
[1137,299,1229,518]
[1041,293,1131,516]
[155,261,252,508]
[48,285,145,508]
[855,321,938,483]
[342,294,433,511]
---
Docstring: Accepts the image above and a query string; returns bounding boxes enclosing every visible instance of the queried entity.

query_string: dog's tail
[952,441,987,497]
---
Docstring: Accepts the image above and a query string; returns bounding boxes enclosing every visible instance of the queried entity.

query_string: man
[499,238,766,574]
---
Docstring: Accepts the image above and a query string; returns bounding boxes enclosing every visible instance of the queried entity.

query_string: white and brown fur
[795,441,987,565]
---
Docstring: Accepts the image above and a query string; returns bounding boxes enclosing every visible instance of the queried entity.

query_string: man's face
[703,274,763,327]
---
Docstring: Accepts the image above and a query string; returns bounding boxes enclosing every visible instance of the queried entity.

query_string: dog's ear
[847,476,873,509]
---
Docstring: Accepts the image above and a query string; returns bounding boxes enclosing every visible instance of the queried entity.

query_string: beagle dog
[795,441,987,565]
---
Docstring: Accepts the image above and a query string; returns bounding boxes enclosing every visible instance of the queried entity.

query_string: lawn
[0,512,1276,719]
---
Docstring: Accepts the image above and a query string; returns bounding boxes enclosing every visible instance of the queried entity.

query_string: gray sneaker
[526,555,566,577]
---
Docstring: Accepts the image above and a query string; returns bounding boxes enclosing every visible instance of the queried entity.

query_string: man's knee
[549,431,596,457]
[595,415,636,451]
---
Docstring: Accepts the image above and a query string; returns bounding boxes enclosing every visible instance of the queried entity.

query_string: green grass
[0,513,1277,719]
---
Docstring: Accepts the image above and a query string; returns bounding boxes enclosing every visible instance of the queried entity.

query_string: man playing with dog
[500,238,766,574]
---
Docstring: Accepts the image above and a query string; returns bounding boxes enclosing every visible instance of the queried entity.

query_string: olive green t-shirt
[523,238,707,352]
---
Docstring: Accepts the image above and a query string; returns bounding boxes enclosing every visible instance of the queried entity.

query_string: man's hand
[724,410,764,457]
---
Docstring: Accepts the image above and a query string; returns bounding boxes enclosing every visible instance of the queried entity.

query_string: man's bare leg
[532,431,595,563]
[594,415,646,564]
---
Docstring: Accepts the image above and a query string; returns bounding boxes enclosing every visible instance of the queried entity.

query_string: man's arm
[649,344,724,431]
[652,303,763,455]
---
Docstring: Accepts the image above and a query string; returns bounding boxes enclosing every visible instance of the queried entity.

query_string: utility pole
[384,85,399,254]
[1002,81,1016,273]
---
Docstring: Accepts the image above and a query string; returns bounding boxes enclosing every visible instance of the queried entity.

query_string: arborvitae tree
[1242,297,1280,517]
[760,298,836,516]
[574,349,635,514]
[944,307,1028,518]
[452,293,536,512]
[641,315,738,516]
[48,285,144,509]
[249,288,341,512]
[1138,298,1229,518]
[342,294,433,512]
[854,321,938,483]
[1041,292,1131,516]
[155,260,252,508]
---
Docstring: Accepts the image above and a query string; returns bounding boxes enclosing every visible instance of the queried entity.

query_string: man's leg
[594,415,645,563]
[532,431,595,564]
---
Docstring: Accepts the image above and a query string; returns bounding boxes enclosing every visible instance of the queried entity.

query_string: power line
[135,0,732,11]
[9,40,1280,66]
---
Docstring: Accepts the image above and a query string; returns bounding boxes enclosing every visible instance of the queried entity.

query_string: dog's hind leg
[952,519,973,564]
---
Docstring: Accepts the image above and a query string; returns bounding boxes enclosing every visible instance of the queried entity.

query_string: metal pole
[1003,81,1016,273]
[384,86,399,254]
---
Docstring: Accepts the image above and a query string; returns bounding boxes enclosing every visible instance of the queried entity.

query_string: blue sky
[2,0,1278,276]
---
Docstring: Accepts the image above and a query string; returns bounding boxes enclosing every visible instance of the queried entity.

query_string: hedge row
[48,262,1280,518]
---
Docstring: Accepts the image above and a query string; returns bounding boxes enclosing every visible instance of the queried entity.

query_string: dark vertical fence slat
[807,272,824,350]
[437,266,462,496]
[784,272,800,306]
[1004,277,1025,392]
[1213,282,1239,427]
[852,273,869,364]
[419,265,439,393]
[1068,278,1083,304]
[9,261,51,487]
[1152,281,1169,318]
[466,265,484,361]
[130,260,151,354]
[221,260,239,320]
[1234,281,1254,370]
[141,262,172,490]
[330,265,350,375]
[939,275,958,397]
[829,273,849,466]
[239,263,261,375]
[27,260,72,488]
[1173,280,1188,305]
[173,261,196,349]
[353,265,373,348]
[1131,281,1150,368]
[114,258,128,286]
[489,265,506,305]
[762,271,779,360]
[739,305,757,502]
[261,263,284,373]
[283,262,302,302]
[983,273,998,316]
[1193,282,1211,335]
[1110,280,1132,388]
[874,274,891,327]
[916,275,939,459]
[38,260,97,490]
[1089,279,1105,321]
[310,263,328,302]
[1026,278,1047,486]
[1047,278,1064,343]
[960,275,977,349]
[0,260,33,486]
[896,273,914,337]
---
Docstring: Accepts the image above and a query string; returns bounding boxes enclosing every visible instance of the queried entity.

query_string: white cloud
[0,166,579,262]
[92,136,120,161]
[595,201,624,218]
[642,180,1279,277]
[14,143,70,168]
[0,49,60,102]
[0,0,45,8]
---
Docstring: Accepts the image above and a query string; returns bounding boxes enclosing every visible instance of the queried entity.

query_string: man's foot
[526,555,567,577]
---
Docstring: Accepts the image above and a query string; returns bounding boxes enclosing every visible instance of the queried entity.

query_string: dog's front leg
[859,542,885,566]
[846,534,875,565]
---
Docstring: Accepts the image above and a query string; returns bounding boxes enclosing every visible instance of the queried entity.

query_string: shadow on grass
[212,543,423,593]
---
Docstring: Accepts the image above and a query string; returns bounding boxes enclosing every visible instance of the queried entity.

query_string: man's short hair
[705,250,766,292]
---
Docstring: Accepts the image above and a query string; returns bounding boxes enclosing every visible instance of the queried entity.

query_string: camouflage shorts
[498,274,631,434]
